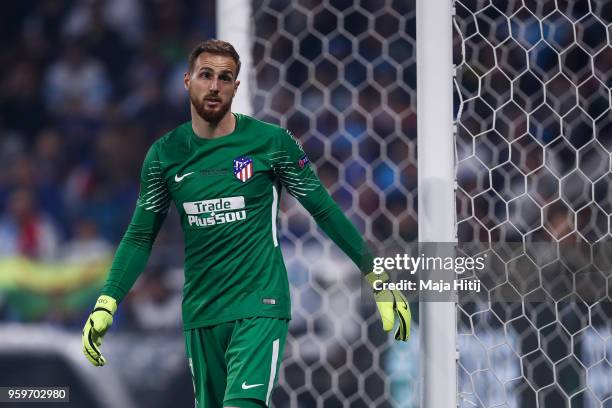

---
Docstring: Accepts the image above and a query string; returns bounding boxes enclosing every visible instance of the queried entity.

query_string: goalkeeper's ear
[233,79,240,97]
[184,71,190,90]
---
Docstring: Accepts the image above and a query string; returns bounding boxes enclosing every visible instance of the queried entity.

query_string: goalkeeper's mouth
[204,98,222,108]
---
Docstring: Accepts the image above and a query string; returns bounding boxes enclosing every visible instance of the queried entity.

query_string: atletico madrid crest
[233,157,254,182]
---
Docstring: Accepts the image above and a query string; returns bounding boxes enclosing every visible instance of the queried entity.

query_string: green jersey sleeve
[272,129,373,273]
[101,143,170,302]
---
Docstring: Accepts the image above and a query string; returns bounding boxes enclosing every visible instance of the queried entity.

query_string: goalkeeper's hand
[82,295,117,366]
[366,272,411,341]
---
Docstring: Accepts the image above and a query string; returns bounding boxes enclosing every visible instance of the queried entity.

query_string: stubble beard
[190,92,232,124]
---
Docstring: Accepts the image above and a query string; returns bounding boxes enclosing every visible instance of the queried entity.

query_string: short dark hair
[188,39,241,77]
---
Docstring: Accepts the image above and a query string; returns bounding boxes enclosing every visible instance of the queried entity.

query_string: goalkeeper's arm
[82,144,170,366]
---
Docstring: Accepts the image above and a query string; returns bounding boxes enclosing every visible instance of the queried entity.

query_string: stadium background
[1,0,611,407]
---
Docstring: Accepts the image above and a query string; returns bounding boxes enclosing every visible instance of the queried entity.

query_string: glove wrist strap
[94,295,117,315]
[92,307,114,316]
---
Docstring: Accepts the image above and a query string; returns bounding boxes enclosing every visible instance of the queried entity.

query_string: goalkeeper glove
[366,272,411,341]
[82,295,117,366]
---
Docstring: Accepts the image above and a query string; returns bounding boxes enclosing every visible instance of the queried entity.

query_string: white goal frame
[417,0,458,407]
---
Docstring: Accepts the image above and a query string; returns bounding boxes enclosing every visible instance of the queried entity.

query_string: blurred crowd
[0,0,215,326]
[0,0,215,255]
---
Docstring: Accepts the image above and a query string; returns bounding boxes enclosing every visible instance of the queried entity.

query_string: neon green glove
[366,272,411,341]
[82,295,117,366]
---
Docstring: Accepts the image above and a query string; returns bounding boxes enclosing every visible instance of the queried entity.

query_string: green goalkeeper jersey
[102,114,371,329]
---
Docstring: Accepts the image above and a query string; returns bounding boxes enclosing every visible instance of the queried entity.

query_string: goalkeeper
[82,39,410,408]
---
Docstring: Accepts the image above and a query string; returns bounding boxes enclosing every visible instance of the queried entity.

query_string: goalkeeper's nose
[209,77,219,91]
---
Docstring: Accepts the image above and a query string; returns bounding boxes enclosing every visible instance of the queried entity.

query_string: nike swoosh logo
[174,172,194,183]
[241,382,264,390]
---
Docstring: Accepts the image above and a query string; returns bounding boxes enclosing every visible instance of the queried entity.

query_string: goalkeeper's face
[185,53,240,124]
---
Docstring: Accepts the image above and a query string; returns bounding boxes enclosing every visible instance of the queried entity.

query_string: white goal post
[416,0,458,407]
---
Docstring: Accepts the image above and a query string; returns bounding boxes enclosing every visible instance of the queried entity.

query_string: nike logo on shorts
[241,381,264,390]
[175,172,194,182]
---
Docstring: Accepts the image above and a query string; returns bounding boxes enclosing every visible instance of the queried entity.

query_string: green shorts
[185,317,289,408]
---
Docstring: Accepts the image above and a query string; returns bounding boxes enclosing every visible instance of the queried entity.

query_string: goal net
[454,1,611,407]
[249,0,611,407]
[251,1,419,406]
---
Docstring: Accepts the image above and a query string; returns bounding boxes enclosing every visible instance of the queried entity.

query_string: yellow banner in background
[0,256,110,294]
[0,256,111,321]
